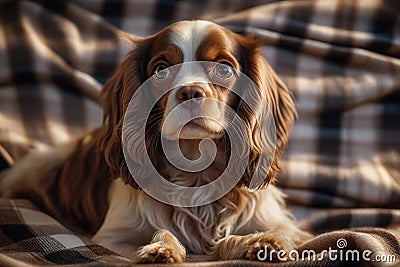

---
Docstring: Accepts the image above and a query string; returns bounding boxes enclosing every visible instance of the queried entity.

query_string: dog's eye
[214,63,234,79]
[154,64,170,79]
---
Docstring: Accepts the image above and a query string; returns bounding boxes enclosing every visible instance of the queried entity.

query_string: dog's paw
[242,235,290,262]
[135,241,185,264]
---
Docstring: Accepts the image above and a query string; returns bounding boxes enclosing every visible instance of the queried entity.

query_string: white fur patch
[170,20,212,62]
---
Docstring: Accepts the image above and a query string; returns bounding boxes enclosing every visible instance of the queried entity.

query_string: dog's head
[99,20,296,190]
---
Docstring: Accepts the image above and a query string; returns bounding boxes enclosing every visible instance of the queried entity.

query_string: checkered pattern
[0,199,131,266]
[0,0,399,266]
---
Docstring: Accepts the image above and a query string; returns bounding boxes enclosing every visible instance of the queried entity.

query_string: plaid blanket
[0,199,131,266]
[0,0,399,266]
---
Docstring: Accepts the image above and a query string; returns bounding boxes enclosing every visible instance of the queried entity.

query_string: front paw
[135,241,185,264]
[242,234,290,262]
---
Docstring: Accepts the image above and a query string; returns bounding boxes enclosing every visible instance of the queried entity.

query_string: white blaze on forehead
[170,20,212,62]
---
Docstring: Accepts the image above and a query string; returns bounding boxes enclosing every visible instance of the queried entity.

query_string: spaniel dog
[0,20,311,263]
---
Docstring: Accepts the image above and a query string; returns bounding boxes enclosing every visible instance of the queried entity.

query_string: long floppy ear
[237,41,297,189]
[97,38,150,188]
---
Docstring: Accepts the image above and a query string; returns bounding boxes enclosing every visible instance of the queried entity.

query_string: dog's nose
[176,86,206,103]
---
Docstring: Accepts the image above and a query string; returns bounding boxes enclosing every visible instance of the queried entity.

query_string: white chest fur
[92,178,302,256]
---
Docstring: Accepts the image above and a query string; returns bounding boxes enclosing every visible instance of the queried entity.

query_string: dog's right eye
[154,64,170,80]
[214,62,234,80]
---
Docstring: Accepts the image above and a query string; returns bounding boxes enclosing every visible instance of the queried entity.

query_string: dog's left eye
[214,63,234,79]
[154,64,170,79]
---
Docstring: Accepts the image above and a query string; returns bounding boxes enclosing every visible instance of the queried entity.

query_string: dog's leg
[134,229,186,264]
[210,232,293,262]
[0,144,75,202]
[95,230,186,264]
[92,180,186,263]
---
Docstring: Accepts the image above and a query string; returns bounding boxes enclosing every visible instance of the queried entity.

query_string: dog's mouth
[179,118,224,139]
[160,116,225,140]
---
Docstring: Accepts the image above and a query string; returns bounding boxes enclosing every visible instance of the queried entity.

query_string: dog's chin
[179,122,224,140]
[162,119,225,140]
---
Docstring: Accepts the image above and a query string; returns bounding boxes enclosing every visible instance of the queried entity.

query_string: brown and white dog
[0,20,311,263]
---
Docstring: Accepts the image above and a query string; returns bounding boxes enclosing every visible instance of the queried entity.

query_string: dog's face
[99,20,296,189]
[146,21,244,141]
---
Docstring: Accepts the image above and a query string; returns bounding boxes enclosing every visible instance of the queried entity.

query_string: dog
[0,20,312,263]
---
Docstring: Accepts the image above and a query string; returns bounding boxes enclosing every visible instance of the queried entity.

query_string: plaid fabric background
[0,0,399,266]
[0,199,131,266]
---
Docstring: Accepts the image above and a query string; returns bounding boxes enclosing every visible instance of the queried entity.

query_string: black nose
[176,86,206,102]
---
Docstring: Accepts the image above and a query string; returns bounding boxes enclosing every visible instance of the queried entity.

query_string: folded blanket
[0,0,399,266]
[0,199,131,266]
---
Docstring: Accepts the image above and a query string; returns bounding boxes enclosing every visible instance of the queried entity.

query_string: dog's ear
[98,37,150,188]
[236,39,297,189]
